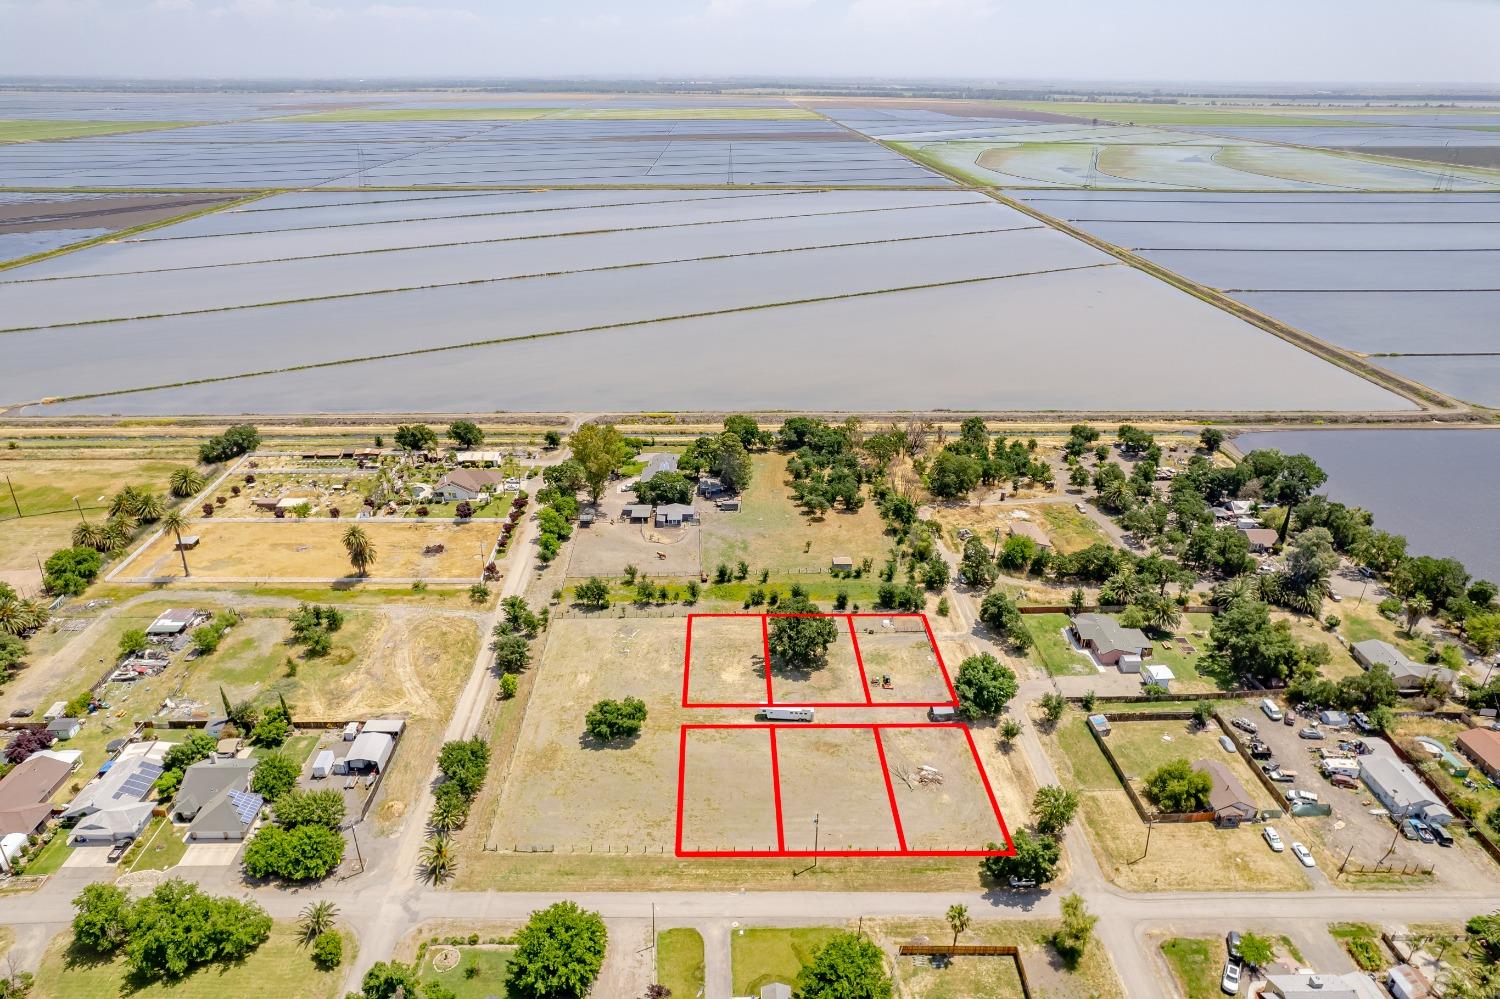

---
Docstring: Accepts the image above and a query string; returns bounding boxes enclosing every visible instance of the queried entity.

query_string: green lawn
[19,831,72,875]
[657,928,706,998]
[418,945,517,999]
[731,927,840,995]
[1150,614,1219,691]
[122,817,188,873]
[33,923,346,998]
[1055,713,1118,790]
[268,733,320,767]
[1024,613,1096,677]
[0,120,200,142]
[1161,938,1226,999]
[1034,505,1110,553]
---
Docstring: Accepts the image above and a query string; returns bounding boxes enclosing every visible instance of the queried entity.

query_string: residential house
[654,504,697,528]
[1071,614,1152,671]
[698,476,726,498]
[1238,526,1279,553]
[1457,727,1500,781]
[1359,755,1452,825]
[455,450,506,465]
[61,740,173,821]
[432,468,505,503]
[1007,520,1052,550]
[1350,640,1456,692]
[0,754,72,837]
[173,758,262,841]
[1262,972,1385,999]
[638,453,678,484]
[1215,500,1254,521]
[1192,759,1257,827]
[71,802,154,845]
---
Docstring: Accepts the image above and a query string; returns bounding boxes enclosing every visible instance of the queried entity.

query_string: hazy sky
[3,0,1498,84]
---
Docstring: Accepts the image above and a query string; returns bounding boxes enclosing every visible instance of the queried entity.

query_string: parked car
[1329,592,1343,603]
[1226,931,1242,961]
[1412,819,1435,844]
[1221,958,1242,995]
[1270,770,1297,783]
[1299,727,1326,740]
[1284,712,1296,726]
[107,838,133,863]
[1429,823,1454,848]
[1008,876,1037,890]
[1330,774,1360,790]
[1263,826,1285,852]
[1287,789,1320,804]
[1231,717,1258,735]
[1249,741,1273,759]
[1401,818,1423,841]
[1260,760,1282,775]
[1260,699,1283,722]
[1352,712,1375,733]
[7,707,32,718]
[1075,502,1089,514]
[1291,842,1316,867]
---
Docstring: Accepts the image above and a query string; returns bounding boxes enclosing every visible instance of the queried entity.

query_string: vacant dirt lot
[685,615,768,704]
[679,726,781,852]
[489,617,688,851]
[853,624,954,704]
[776,726,901,852]
[123,520,501,581]
[881,726,1007,850]
[770,619,866,704]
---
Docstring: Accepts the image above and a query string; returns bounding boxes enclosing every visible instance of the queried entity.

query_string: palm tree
[102,516,135,554]
[71,521,108,552]
[946,904,971,947]
[169,466,206,499]
[1404,594,1432,635]
[342,525,376,577]
[430,795,468,833]
[1141,596,1181,635]
[0,594,48,636]
[134,492,165,524]
[299,900,338,941]
[109,486,145,518]
[160,510,191,577]
[420,834,456,884]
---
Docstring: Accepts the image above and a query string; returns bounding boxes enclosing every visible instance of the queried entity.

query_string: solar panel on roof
[227,789,264,825]
[111,762,164,800]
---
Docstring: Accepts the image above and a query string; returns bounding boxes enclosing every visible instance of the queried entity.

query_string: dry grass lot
[680,726,782,852]
[931,503,1108,556]
[881,726,1008,850]
[489,617,687,851]
[853,625,953,704]
[770,619,866,704]
[685,615,768,704]
[124,520,499,580]
[775,726,901,851]
[202,471,378,517]
[871,918,1124,999]
[701,455,892,573]
[1044,708,1309,892]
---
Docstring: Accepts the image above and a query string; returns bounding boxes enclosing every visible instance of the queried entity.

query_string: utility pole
[73,496,87,523]
[1339,842,1355,876]
[812,813,820,868]
[4,475,19,518]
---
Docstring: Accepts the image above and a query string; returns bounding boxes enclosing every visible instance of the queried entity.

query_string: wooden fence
[897,945,1032,999]
[1084,712,1215,824]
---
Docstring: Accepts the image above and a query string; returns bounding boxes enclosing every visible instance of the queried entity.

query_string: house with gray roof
[71,802,155,845]
[432,468,505,502]
[1359,754,1452,826]
[1263,972,1384,999]
[654,504,697,527]
[61,740,173,820]
[1192,759,1256,827]
[1071,614,1152,671]
[1350,640,1457,692]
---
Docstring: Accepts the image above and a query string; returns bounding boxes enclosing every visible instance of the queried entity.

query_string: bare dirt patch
[881,726,1007,851]
[685,615,768,705]
[854,625,954,705]
[775,726,901,852]
[679,726,781,852]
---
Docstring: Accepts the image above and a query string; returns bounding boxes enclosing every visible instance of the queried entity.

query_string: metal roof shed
[344,732,394,774]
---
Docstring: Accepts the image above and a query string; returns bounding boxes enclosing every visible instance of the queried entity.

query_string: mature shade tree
[169,466,206,498]
[1260,453,1327,545]
[1203,596,1306,684]
[960,536,998,590]
[1143,758,1212,813]
[543,458,588,496]
[360,961,423,999]
[507,902,608,999]
[493,634,532,674]
[794,932,892,999]
[1239,932,1276,970]
[978,590,1031,650]
[342,524,377,577]
[767,595,837,670]
[953,653,1018,720]
[249,752,300,802]
[394,423,438,451]
[569,423,631,505]
[574,577,611,608]
[927,450,983,499]
[242,823,346,881]
[123,879,271,981]
[274,789,346,830]
[585,697,648,742]
[714,432,754,493]
[71,883,133,954]
[1032,785,1080,837]
[447,420,485,448]
[980,828,1060,886]
[722,414,763,449]
[198,424,260,464]
[1199,428,1225,453]
[635,470,694,506]
[42,546,103,596]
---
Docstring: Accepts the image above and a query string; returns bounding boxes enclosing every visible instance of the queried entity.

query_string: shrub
[242,824,345,881]
[43,546,103,596]
[585,697,648,742]
[312,931,343,969]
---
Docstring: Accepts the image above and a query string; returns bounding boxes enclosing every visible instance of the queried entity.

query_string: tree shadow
[577,731,642,752]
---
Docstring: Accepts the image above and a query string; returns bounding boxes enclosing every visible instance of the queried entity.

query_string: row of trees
[72,880,271,982]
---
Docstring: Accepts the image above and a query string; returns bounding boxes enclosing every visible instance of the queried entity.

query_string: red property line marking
[676,722,1015,858]
[768,727,786,851]
[682,612,956,709]
[848,614,873,704]
[870,728,908,851]
[674,725,689,856]
[761,615,773,703]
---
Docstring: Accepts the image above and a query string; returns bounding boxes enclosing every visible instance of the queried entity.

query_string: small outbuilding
[343,731,394,775]
[623,504,652,523]
[343,721,361,741]
[1088,714,1111,737]
[1457,726,1500,780]
[1238,526,1279,553]
[717,497,741,512]
[1007,520,1052,550]
[311,750,336,779]
[830,555,854,572]
[147,608,198,636]
[45,717,82,741]
[1141,663,1174,690]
